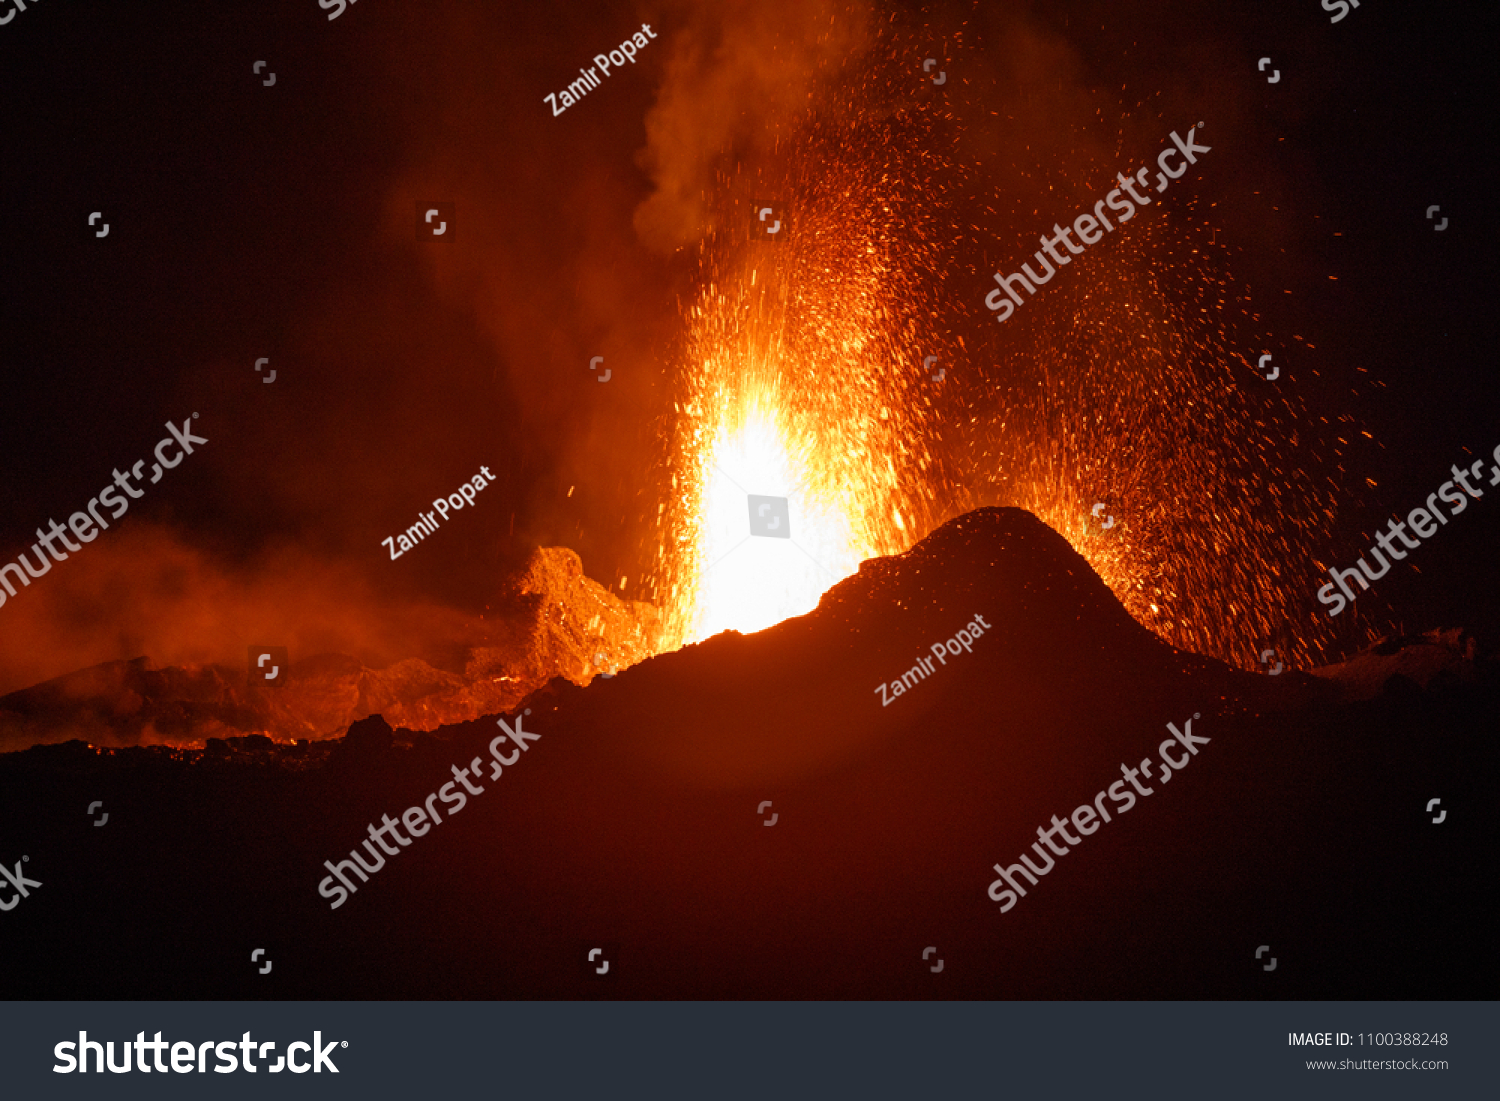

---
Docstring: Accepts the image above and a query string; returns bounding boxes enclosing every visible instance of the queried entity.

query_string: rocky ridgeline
[0,508,1492,1000]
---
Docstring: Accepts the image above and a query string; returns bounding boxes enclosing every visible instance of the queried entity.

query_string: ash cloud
[0,522,480,698]
[632,0,872,253]
[1,2,691,698]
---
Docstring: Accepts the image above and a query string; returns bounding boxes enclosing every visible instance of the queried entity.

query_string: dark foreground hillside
[0,508,1493,998]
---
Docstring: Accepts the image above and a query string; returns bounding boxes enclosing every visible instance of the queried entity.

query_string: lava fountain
[690,388,861,640]
[644,16,1353,670]
[644,22,971,650]
[654,160,960,650]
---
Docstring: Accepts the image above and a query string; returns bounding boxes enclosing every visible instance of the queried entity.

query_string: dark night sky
[0,0,1495,692]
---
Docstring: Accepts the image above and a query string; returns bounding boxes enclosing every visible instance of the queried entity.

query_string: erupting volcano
[643,21,1353,676]
[0,9,1374,752]
[1,0,1494,1020]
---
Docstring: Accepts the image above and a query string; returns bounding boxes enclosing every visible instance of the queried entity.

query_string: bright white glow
[687,403,859,642]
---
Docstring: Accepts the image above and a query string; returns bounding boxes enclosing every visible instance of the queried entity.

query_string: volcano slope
[1,507,1493,998]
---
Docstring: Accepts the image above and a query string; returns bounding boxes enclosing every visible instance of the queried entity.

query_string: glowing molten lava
[650,212,940,651]
[644,66,958,648]
[687,390,862,642]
